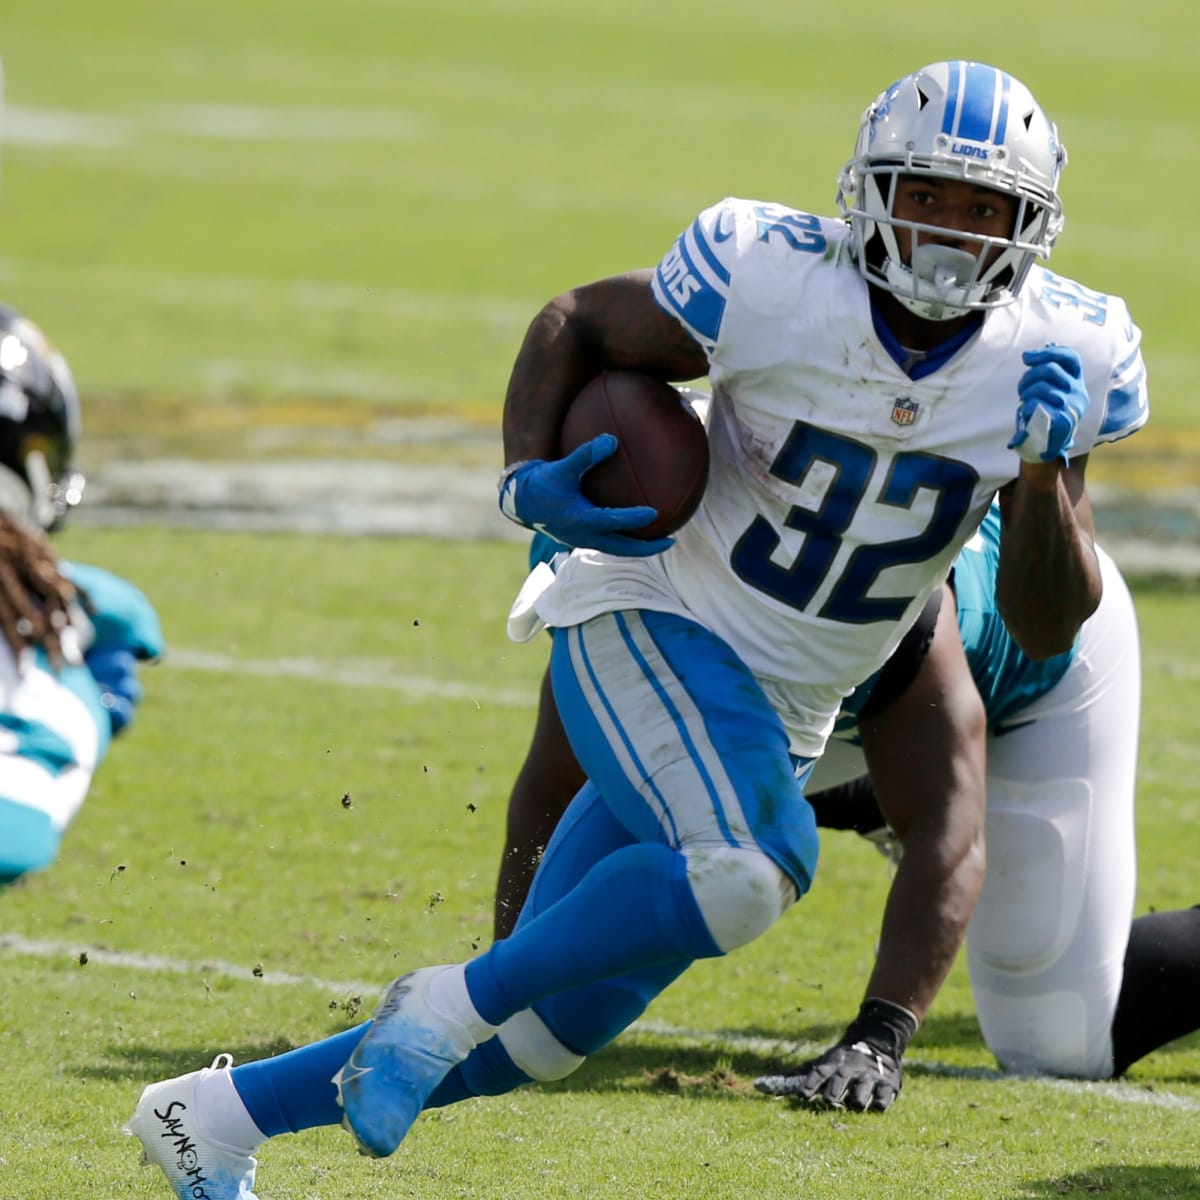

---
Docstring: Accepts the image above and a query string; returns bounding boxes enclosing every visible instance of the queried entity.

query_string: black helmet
[0,304,85,530]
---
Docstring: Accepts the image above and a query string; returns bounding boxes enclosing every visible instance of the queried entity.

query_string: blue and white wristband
[498,461,533,527]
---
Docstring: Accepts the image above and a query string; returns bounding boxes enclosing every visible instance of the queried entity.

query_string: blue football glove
[498,434,674,557]
[84,646,143,737]
[1008,345,1090,466]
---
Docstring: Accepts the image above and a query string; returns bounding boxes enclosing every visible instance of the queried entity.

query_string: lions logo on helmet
[836,61,1067,320]
[0,305,85,531]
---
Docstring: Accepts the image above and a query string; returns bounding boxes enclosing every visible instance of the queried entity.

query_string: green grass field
[3,0,1200,436]
[1,0,1199,1196]
[1,528,1197,1199]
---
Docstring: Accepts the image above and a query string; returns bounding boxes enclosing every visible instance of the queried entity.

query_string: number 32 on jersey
[731,421,979,624]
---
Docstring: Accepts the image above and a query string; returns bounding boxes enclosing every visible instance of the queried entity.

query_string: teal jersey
[952,505,1075,730]
[0,560,163,878]
[62,561,165,661]
[15,562,162,780]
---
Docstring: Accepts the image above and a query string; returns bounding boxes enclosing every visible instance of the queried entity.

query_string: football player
[752,501,1200,1108]
[500,502,1197,1112]
[126,61,1149,1197]
[0,305,163,884]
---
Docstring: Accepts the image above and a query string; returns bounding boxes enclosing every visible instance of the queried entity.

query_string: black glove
[754,997,918,1112]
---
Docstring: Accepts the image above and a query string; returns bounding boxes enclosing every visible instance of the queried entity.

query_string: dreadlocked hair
[0,512,83,670]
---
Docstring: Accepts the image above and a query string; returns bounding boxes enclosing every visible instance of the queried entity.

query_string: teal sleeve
[61,561,165,660]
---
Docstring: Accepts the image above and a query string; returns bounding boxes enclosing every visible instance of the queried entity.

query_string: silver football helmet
[836,61,1067,320]
[0,305,85,530]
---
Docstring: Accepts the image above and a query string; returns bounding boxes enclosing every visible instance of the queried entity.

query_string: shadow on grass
[94,1033,851,1108]
[90,1013,1198,1102]
[695,1010,992,1078]
[546,1039,778,1100]
[910,1011,986,1052]
[87,1038,304,1084]
[1013,1165,1200,1199]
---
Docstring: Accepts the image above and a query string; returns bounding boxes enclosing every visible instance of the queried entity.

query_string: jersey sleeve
[650,197,748,355]
[1034,271,1149,450]
[1095,299,1149,444]
[61,562,165,661]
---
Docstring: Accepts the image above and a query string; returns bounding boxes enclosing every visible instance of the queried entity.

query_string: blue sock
[231,1024,368,1136]
[425,1035,532,1108]
[231,1021,535,1127]
[425,959,690,1109]
[464,842,719,1027]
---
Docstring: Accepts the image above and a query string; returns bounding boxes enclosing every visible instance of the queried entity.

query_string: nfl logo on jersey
[891,397,919,426]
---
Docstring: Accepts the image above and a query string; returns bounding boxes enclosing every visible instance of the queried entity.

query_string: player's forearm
[502,273,709,467]
[858,588,987,1021]
[863,828,986,1020]
[503,295,603,466]
[996,463,1101,659]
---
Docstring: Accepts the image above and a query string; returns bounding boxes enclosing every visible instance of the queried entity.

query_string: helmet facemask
[837,61,1067,321]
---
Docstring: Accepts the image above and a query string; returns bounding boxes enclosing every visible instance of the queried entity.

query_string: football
[559,370,710,539]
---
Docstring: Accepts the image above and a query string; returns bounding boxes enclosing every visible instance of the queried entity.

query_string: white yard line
[160,643,1200,703]
[0,933,382,998]
[2,104,429,148]
[7,100,1200,246]
[6,94,1198,152]
[0,256,531,327]
[3,932,1197,1114]
[165,648,537,708]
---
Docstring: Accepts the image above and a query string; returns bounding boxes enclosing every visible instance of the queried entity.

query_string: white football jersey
[529,197,1148,756]
[0,624,106,835]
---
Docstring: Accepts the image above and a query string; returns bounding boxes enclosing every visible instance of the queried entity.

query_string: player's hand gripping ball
[559,370,710,540]
[498,370,709,557]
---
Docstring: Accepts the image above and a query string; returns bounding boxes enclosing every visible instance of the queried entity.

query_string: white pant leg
[966,547,1139,1079]
[554,611,809,950]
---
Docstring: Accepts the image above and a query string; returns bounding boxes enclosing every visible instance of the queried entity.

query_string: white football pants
[967,544,1139,1078]
[811,544,1139,1078]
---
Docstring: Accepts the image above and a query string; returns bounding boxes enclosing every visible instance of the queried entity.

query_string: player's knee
[496,1008,586,1083]
[997,1048,1111,1081]
[990,1017,1114,1081]
[684,845,796,952]
[968,803,1086,973]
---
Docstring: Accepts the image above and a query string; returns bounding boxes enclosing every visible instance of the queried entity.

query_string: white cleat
[124,1054,259,1199]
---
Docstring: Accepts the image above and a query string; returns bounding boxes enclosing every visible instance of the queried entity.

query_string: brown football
[559,370,709,540]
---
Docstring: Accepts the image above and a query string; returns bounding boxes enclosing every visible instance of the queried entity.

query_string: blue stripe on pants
[551,609,818,893]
